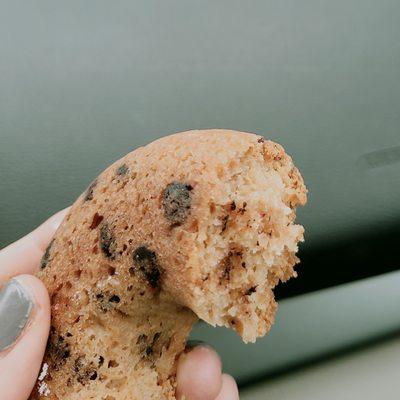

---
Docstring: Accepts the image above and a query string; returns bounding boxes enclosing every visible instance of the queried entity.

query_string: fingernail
[0,280,33,352]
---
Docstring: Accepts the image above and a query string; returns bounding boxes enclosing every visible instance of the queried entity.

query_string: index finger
[0,208,69,282]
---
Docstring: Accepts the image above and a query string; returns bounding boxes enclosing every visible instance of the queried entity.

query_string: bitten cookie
[30,130,307,400]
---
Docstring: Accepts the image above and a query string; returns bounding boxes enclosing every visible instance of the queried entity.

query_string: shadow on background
[277,219,400,300]
[240,328,400,388]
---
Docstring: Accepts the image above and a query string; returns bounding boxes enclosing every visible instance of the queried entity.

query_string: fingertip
[176,345,222,400]
[215,374,239,400]
[0,275,50,400]
[33,207,70,251]
[0,207,70,279]
[44,207,70,234]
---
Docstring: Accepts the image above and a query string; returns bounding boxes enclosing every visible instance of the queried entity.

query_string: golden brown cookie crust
[30,130,307,400]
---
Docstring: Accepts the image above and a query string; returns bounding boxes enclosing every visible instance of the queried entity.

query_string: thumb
[0,275,50,400]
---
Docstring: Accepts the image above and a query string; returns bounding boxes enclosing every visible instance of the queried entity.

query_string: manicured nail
[0,280,33,352]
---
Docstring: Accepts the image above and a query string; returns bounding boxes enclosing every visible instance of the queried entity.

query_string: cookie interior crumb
[188,140,305,342]
[30,130,306,400]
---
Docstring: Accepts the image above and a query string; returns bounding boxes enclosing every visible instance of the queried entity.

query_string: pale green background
[1,0,400,386]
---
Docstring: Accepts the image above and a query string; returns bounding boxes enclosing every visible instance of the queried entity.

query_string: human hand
[0,209,239,400]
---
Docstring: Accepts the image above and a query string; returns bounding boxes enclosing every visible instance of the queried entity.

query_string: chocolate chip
[62,349,70,359]
[137,332,162,360]
[98,356,104,366]
[145,346,153,356]
[162,182,193,226]
[56,337,70,360]
[89,371,97,380]
[257,137,265,143]
[66,332,73,337]
[238,202,247,214]
[84,180,97,201]
[221,215,229,232]
[95,293,108,312]
[132,246,161,288]
[246,286,257,295]
[47,334,71,370]
[89,212,104,230]
[116,164,129,176]
[100,224,115,258]
[96,292,122,312]
[220,252,233,281]
[137,334,148,344]
[109,295,120,303]
[74,356,97,384]
[153,332,161,342]
[40,239,54,269]
[108,360,119,368]
[74,357,84,373]
[230,201,236,211]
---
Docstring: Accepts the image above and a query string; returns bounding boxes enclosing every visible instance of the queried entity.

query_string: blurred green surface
[1,0,400,247]
[240,329,400,399]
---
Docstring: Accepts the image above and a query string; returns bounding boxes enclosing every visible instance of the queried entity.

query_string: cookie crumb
[38,363,49,381]
[38,382,50,396]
